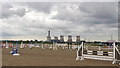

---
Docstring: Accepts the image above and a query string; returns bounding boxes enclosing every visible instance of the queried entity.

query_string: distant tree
[26,40,29,44]
[34,39,38,44]
[19,40,23,44]
[30,40,33,44]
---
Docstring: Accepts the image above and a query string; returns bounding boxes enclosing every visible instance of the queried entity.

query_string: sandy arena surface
[2,47,119,66]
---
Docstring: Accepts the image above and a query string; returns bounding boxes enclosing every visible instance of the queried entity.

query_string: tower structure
[60,35,64,42]
[54,37,58,41]
[76,36,80,42]
[67,35,72,42]
[47,30,51,42]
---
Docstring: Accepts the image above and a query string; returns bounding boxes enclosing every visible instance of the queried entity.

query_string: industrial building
[76,36,80,42]
[46,31,82,43]
[67,35,72,42]
[47,30,51,42]
[60,35,64,42]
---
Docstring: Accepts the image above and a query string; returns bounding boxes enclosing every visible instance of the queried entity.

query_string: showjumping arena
[1,41,120,66]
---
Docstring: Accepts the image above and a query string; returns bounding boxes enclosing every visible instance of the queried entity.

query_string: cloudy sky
[0,2,118,42]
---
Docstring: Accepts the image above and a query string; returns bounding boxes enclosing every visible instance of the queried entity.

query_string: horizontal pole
[83,55,114,61]
[83,54,113,57]
[83,52,113,54]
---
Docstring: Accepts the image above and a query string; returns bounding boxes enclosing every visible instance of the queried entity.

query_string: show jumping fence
[76,42,120,65]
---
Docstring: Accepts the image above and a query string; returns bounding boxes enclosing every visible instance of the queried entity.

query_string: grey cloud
[1,3,26,19]
[79,2,118,27]
[14,2,53,13]
[1,2,118,41]
[52,2,118,28]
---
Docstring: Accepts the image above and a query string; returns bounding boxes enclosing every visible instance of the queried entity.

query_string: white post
[76,44,80,60]
[42,41,44,49]
[99,46,101,50]
[54,42,57,50]
[52,42,54,50]
[62,44,64,49]
[29,43,32,49]
[81,42,84,60]
[5,41,9,48]
[112,42,116,64]
[20,42,23,48]
[76,42,84,60]
[42,44,44,49]
[56,42,57,50]
[68,44,70,50]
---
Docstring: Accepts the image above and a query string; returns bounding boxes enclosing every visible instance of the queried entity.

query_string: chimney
[54,36,58,40]
[68,35,72,42]
[60,35,64,42]
[47,30,51,41]
[76,36,80,42]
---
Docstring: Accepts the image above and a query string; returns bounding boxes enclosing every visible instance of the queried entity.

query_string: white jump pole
[76,44,80,60]
[52,42,54,50]
[68,43,70,49]
[5,41,9,48]
[42,44,44,49]
[52,42,55,50]
[76,42,84,60]
[112,42,116,64]
[81,42,84,60]
[52,42,57,50]
[62,44,65,49]
[29,42,32,49]
[20,42,24,48]
[41,41,44,49]
[69,42,72,50]
[55,42,57,50]
[98,46,101,50]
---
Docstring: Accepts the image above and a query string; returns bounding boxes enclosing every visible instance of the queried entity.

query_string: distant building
[60,35,64,42]
[50,36,60,42]
[76,36,80,42]
[67,35,72,42]
[54,37,58,41]
[47,30,51,42]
